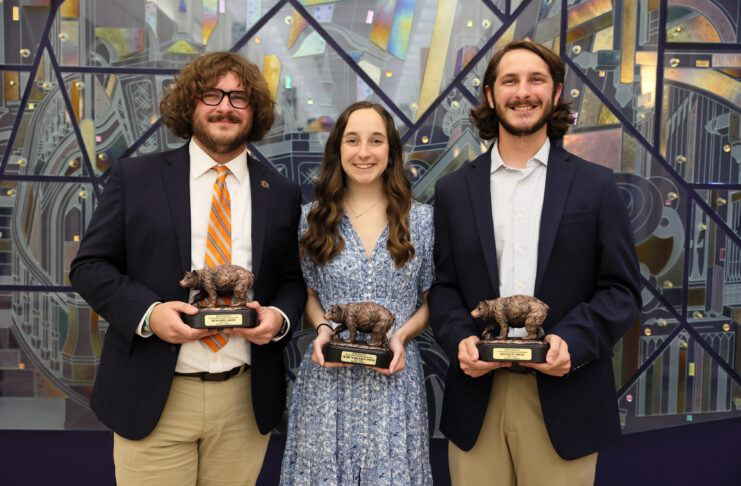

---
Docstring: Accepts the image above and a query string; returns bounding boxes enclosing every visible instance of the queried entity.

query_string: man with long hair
[429,40,641,484]
[70,52,306,485]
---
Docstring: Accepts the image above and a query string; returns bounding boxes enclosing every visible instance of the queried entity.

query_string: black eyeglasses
[200,88,250,109]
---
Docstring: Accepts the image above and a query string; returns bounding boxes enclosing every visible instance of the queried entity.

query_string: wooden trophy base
[182,307,257,329]
[476,339,549,363]
[323,340,393,368]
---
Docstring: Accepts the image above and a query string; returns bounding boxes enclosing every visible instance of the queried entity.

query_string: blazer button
[170,345,177,353]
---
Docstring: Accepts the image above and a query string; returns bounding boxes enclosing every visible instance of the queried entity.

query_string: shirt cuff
[136,302,160,337]
[268,306,290,341]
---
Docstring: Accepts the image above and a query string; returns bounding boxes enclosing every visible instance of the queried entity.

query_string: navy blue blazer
[70,145,306,440]
[428,145,641,460]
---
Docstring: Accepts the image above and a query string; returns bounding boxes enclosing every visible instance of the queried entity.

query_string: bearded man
[429,40,641,485]
[70,52,306,485]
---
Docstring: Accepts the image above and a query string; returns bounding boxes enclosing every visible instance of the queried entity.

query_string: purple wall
[2,417,739,485]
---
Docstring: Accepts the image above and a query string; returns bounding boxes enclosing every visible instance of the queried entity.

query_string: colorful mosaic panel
[0,0,738,435]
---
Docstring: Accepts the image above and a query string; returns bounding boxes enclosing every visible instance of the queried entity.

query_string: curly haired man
[71,52,306,485]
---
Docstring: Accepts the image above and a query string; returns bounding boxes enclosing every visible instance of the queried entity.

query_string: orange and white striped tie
[201,164,232,352]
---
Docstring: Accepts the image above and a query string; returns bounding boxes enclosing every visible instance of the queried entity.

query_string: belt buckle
[201,371,227,382]
[209,364,245,381]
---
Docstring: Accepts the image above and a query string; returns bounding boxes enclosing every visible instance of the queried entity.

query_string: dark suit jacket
[429,145,641,460]
[70,144,306,440]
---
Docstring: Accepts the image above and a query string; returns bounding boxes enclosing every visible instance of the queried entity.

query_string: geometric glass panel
[618,331,738,433]
[665,2,739,44]
[661,51,741,184]
[1,0,739,434]
[0,290,105,430]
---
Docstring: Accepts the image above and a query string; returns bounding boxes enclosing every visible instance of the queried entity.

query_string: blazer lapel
[248,156,270,278]
[466,150,500,295]
[160,145,192,274]
[534,145,576,295]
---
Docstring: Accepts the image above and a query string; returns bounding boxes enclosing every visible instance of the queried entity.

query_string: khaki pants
[114,370,270,486]
[449,370,597,486]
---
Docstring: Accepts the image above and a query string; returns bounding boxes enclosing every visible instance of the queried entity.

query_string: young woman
[280,102,434,485]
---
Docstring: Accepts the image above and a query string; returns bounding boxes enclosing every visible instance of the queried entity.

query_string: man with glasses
[70,52,306,485]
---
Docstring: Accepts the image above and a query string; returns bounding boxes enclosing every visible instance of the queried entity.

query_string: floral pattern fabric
[280,202,434,486]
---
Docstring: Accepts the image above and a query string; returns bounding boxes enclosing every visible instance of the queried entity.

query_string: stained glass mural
[0,0,738,437]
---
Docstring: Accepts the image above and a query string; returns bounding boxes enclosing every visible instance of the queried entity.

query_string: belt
[174,364,249,382]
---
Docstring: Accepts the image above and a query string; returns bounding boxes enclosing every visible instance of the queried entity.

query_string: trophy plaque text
[472,295,550,363]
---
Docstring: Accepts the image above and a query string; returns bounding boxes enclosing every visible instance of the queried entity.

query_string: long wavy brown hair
[470,40,574,141]
[160,51,274,142]
[300,102,414,268]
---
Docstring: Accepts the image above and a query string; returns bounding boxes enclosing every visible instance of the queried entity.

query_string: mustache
[207,113,242,123]
[506,100,541,108]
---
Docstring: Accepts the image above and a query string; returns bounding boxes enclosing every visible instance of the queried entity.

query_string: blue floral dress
[280,202,434,486]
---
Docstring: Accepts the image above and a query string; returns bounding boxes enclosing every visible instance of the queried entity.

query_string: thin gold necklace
[345,194,384,218]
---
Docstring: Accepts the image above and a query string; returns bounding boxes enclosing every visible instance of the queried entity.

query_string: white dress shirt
[137,140,288,373]
[173,141,255,373]
[490,138,550,337]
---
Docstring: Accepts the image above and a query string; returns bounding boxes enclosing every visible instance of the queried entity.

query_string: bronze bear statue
[324,302,395,347]
[179,264,254,309]
[471,295,548,340]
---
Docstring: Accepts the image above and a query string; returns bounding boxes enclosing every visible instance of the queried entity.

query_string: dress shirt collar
[490,137,551,174]
[188,139,248,183]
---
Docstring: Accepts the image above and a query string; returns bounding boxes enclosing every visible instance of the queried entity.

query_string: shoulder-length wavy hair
[160,51,275,142]
[470,40,574,142]
[300,101,415,268]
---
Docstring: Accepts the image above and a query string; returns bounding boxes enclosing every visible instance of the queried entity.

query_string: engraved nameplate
[204,314,243,327]
[340,351,378,366]
[493,348,532,361]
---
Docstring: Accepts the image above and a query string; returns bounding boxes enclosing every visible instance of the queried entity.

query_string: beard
[192,112,251,154]
[497,97,555,137]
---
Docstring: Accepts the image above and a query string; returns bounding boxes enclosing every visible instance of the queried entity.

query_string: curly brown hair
[470,40,574,141]
[160,52,275,141]
[300,102,415,268]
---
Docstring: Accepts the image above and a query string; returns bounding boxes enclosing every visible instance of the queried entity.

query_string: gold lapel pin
[261,180,269,189]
